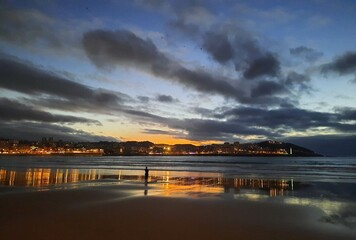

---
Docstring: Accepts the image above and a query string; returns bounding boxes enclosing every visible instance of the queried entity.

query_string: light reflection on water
[0,168,293,197]
[1,168,355,229]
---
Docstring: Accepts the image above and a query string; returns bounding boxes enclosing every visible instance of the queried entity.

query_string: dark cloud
[285,71,311,92]
[322,51,356,75]
[201,25,267,73]
[135,104,356,144]
[172,67,244,98]
[156,94,175,103]
[139,1,313,106]
[82,29,293,105]
[158,1,311,104]
[0,5,62,49]
[82,29,251,102]
[290,46,323,62]
[142,129,173,135]
[334,107,356,121]
[0,4,84,55]
[192,107,214,117]
[202,32,234,63]
[213,106,356,134]
[82,29,168,70]
[163,118,278,141]
[122,109,165,121]
[0,57,167,141]
[0,58,128,111]
[250,80,287,98]
[0,58,123,103]
[1,54,354,149]
[0,121,116,142]
[243,53,280,79]
[168,4,279,79]
[0,97,100,125]
[0,57,173,127]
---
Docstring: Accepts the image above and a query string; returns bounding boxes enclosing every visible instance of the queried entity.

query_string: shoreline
[0,153,322,157]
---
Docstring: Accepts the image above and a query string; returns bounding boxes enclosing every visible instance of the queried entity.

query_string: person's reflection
[144,166,149,196]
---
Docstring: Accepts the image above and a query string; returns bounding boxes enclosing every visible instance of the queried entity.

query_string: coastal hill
[255,140,321,157]
[0,138,321,156]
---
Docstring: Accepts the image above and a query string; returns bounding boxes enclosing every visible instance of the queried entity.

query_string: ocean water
[1,155,356,230]
[0,155,355,182]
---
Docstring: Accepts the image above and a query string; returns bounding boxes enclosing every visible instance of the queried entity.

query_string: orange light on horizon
[120,134,221,146]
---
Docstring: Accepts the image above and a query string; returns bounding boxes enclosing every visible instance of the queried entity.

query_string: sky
[0,0,356,156]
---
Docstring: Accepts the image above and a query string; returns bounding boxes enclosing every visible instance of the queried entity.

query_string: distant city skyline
[0,137,318,157]
[0,0,356,156]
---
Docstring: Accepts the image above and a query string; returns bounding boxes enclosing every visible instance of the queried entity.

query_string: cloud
[201,25,267,72]
[0,97,100,125]
[0,58,128,111]
[0,5,62,49]
[163,118,277,141]
[142,129,172,135]
[82,29,168,70]
[0,56,353,147]
[0,57,174,141]
[334,107,356,121]
[0,57,171,127]
[82,29,249,102]
[250,80,287,98]
[321,51,356,76]
[137,96,150,103]
[165,3,280,80]
[0,121,116,142]
[0,2,107,57]
[243,53,280,79]
[285,71,311,92]
[82,29,295,105]
[212,105,356,134]
[156,94,175,103]
[0,4,91,56]
[202,31,234,63]
[290,46,323,62]
[135,1,313,106]
[130,104,356,143]
[192,107,214,117]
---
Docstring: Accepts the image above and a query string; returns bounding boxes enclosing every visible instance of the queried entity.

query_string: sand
[0,182,355,240]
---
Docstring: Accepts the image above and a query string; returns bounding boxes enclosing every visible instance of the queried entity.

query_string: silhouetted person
[144,166,149,182]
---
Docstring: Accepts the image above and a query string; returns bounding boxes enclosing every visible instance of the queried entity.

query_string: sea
[1,155,356,229]
[0,155,355,181]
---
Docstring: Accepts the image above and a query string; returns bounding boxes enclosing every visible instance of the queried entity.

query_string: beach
[0,156,356,239]
[1,179,355,240]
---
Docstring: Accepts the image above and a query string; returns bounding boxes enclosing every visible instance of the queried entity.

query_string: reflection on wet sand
[0,168,293,197]
[1,168,355,229]
[0,168,100,187]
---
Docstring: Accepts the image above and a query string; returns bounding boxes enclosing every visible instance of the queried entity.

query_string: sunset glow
[1,0,356,156]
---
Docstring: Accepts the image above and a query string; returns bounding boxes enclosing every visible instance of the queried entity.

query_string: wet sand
[0,183,355,240]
